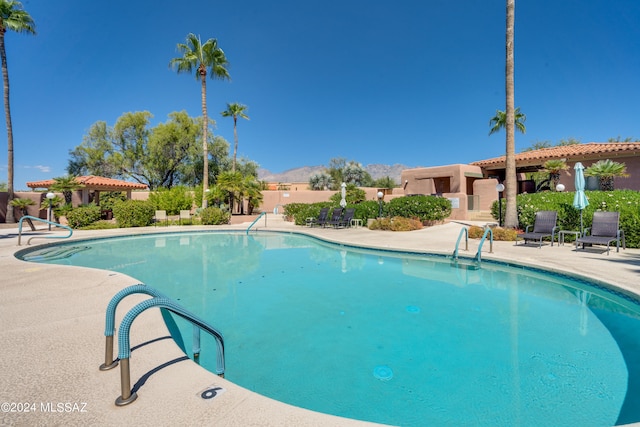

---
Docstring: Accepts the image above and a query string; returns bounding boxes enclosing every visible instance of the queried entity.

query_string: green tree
[584,159,629,191]
[497,0,518,228]
[67,121,119,177]
[541,159,569,190]
[325,157,346,189]
[373,176,397,189]
[242,175,263,214]
[608,136,638,142]
[309,173,333,190]
[0,180,6,191]
[221,102,249,172]
[216,170,243,213]
[170,33,230,208]
[147,111,200,188]
[0,0,35,223]
[67,111,209,189]
[343,161,372,187]
[50,175,85,205]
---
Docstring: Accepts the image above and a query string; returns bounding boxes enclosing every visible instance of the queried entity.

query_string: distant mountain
[258,163,414,185]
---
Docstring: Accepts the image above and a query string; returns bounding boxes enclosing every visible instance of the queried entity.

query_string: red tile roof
[26,175,148,190]
[471,142,640,169]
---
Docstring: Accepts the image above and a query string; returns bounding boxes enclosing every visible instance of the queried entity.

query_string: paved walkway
[1,216,639,426]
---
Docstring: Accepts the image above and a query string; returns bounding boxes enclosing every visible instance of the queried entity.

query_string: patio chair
[154,210,168,226]
[333,208,355,228]
[307,207,330,227]
[324,208,344,228]
[576,211,625,255]
[179,210,192,225]
[516,210,558,248]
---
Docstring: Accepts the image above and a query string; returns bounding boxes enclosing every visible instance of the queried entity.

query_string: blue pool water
[20,232,640,426]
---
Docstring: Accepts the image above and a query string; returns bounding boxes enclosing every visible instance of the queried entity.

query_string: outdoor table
[558,230,581,248]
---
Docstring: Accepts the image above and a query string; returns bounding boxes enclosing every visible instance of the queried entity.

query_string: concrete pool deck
[1,215,639,426]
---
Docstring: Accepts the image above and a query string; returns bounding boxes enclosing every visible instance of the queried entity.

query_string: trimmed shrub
[469,225,518,241]
[386,195,452,222]
[200,207,231,225]
[112,200,155,227]
[368,216,423,231]
[148,186,194,215]
[352,200,381,224]
[66,204,102,229]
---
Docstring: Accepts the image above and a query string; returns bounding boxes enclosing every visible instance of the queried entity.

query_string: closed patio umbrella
[340,182,347,208]
[573,162,589,235]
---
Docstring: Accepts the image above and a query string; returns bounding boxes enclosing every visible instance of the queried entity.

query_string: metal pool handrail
[17,215,73,246]
[246,211,267,234]
[99,284,166,371]
[100,285,225,406]
[475,227,494,263]
[452,227,469,260]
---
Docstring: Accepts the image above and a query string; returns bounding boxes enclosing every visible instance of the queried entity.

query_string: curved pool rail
[17,215,73,246]
[112,295,225,406]
[100,284,167,371]
[246,211,267,234]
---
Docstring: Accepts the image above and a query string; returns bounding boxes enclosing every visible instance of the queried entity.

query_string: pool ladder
[451,226,493,267]
[246,211,267,234]
[17,215,73,245]
[100,284,225,406]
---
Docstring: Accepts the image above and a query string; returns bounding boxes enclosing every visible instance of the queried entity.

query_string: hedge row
[492,190,640,248]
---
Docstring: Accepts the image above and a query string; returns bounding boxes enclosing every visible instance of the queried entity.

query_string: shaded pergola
[26,175,148,206]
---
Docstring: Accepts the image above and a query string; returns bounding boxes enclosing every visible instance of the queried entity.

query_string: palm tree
[502,0,517,228]
[50,175,84,205]
[0,1,35,223]
[542,159,569,190]
[488,107,526,136]
[584,159,629,191]
[169,33,230,208]
[216,170,243,214]
[221,103,249,172]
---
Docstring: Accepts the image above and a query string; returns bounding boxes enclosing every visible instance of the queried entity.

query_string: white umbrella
[573,162,589,235]
[340,182,347,208]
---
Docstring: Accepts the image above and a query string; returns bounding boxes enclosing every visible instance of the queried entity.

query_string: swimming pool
[20,231,640,426]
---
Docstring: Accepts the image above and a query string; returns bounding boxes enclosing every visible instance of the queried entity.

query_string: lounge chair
[179,210,192,225]
[325,208,344,228]
[307,207,330,227]
[333,208,355,228]
[576,211,625,255]
[516,210,558,248]
[154,210,168,226]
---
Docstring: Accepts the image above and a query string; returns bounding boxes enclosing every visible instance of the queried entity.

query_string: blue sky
[3,0,640,189]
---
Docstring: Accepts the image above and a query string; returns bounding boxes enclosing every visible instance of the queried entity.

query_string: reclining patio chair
[325,208,344,228]
[516,210,558,248]
[333,208,355,229]
[576,211,625,255]
[307,207,329,227]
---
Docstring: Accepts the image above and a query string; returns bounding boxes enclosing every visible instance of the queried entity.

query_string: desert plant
[469,225,518,241]
[200,207,230,225]
[368,216,423,231]
[66,204,101,228]
[50,175,85,204]
[9,197,35,215]
[148,186,193,215]
[584,159,629,191]
[99,192,127,211]
[541,159,569,190]
[112,200,155,227]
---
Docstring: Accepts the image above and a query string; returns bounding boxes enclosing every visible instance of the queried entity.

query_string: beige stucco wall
[473,178,500,211]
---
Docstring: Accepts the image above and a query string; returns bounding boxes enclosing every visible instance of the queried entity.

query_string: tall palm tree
[504,0,517,228]
[488,107,526,136]
[0,0,35,223]
[169,33,230,208]
[221,102,249,172]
